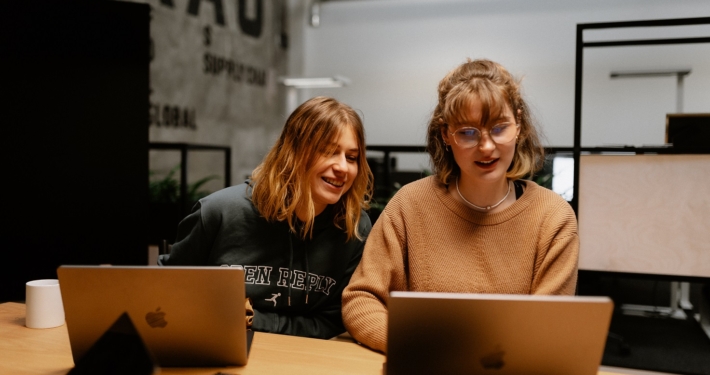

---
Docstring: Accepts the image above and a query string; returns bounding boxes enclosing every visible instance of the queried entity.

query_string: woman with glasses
[161,96,374,339]
[341,59,579,353]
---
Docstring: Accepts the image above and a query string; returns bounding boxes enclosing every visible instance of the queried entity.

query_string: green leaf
[148,164,221,204]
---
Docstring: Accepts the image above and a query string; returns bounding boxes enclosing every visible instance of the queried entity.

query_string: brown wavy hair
[426,59,544,184]
[250,96,373,240]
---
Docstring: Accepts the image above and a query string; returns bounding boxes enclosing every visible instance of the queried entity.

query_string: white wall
[299,0,710,170]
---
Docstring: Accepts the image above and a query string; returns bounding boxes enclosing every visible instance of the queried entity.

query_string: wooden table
[0,302,630,375]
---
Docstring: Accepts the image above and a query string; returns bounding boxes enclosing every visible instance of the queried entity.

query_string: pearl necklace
[455,177,511,211]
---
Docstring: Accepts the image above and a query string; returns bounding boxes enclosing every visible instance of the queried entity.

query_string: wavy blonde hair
[250,96,373,240]
[426,59,544,184]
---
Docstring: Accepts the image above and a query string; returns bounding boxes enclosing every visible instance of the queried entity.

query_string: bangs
[312,120,351,157]
[314,126,342,153]
[303,117,360,176]
[443,79,510,128]
[296,114,346,164]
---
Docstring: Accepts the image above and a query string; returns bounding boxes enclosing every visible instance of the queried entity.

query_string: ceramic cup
[25,279,65,329]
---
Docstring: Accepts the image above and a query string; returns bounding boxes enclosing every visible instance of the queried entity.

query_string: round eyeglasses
[449,122,519,148]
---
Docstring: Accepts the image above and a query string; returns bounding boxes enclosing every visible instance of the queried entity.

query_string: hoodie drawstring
[304,245,310,305]
[288,231,294,307]
[288,227,311,306]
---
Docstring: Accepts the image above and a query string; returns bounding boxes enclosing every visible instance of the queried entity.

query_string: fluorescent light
[279,76,351,89]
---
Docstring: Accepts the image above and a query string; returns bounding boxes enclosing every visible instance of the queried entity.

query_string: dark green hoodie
[160,181,371,339]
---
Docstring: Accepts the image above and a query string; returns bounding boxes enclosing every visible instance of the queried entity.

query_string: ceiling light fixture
[279,75,351,89]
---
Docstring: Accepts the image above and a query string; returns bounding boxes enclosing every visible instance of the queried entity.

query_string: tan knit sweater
[342,176,579,353]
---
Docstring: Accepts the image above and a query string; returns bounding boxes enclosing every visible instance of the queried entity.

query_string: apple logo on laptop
[145,307,168,328]
[480,346,505,370]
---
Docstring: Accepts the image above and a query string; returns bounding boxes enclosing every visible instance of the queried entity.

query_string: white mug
[25,279,65,329]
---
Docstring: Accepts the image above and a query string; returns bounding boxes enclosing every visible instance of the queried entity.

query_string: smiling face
[442,95,520,187]
[308,125,359,216]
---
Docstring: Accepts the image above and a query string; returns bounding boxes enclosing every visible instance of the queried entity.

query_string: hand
[245,298,254,328]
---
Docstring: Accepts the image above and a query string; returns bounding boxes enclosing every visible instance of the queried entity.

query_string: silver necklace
[456,177,511,211]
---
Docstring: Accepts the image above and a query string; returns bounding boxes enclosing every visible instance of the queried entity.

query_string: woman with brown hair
[162,96,374,339]
[342,59,579,352]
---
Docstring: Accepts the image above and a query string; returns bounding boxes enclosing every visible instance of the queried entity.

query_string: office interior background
[1,0,709,374]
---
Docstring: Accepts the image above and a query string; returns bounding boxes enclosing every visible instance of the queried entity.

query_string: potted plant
[148,165,219,244]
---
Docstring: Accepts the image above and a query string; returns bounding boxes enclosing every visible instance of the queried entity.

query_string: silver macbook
[57,265,252,367]
[386,292,613,375]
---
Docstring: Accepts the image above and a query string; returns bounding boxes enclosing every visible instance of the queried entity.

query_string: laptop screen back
[58,265,250,367]
[386,292,613,375]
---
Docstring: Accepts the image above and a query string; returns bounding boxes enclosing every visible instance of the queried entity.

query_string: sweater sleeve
[160,201,215,265]
[531,200,579,295]
[342,205,409,353]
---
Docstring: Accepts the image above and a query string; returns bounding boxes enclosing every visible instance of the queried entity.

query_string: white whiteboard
[578,154,710,278]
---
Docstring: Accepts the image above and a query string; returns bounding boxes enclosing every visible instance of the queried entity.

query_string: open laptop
[386,292,613,375]
[57,265,252,367]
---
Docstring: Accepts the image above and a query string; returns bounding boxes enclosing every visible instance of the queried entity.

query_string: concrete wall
[131,0,291,191]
